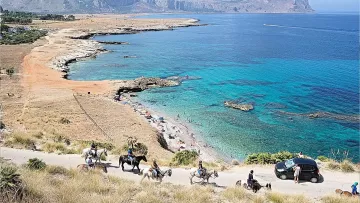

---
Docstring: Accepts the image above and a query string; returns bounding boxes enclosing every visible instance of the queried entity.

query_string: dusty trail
[1,147,358,200]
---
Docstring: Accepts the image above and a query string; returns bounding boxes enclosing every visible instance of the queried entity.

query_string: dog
[335,189,353,197]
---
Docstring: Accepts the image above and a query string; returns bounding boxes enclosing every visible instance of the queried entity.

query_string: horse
[140,168,172,183]
[77,163,108,173]
[189,168,218,185]
[82,148,108,163]
[118,155,147,172]
[240,179,271,193]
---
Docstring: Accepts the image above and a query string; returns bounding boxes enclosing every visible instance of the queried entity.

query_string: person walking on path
[293,164,301,183]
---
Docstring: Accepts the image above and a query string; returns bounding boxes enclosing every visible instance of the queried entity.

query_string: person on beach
[247,170,254,188]
[352,182,359,195]
[293,164,301,183]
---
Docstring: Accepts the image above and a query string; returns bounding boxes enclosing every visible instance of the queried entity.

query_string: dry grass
[322,195,360,203]
[4,133,35,148]
[340,160,355,173]
[265,192,310,203]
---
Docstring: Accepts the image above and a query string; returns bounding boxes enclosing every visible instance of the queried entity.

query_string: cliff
[0,0,314,13]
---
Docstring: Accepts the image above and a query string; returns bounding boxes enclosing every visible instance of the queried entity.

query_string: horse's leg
[121,162,124,171]
[136,164,140,173]
[190,175,193,185]
[132,164,135,172]
[140,174,146,183]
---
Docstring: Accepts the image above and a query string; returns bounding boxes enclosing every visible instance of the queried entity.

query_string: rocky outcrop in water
[224,101,254,112]
[116,77,180,94]
[278,111,360,123]
[1,0,314,13]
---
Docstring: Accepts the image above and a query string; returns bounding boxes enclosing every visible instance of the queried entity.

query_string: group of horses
[77,147,270,193]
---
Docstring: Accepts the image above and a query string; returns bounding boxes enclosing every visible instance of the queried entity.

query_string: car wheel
[310,177,318,183]
[280,174,287,180]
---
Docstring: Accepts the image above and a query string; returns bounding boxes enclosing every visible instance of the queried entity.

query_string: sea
[68,13,360,162]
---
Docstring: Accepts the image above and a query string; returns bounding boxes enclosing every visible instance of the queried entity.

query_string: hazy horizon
[310,0,359,13]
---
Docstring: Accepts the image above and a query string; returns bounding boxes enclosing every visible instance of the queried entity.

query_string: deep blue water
[69,14,360,161]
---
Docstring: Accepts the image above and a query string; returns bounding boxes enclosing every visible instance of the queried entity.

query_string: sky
[309,0,359,13]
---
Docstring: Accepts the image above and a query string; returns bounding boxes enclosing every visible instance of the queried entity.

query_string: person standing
[352,182,359,195]
[293,164,301,183]
[298,152,304,158]
[247,170,254,188]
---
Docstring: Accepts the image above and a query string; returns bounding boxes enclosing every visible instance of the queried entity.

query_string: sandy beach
[0,14,217,162]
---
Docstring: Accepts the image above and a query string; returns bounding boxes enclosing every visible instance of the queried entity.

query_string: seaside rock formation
[116,77,180,94]
[224,101,254,111]
[278,111,360,123]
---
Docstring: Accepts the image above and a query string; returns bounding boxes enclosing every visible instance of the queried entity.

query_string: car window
[301,164,315,171]
[285,159,295,168]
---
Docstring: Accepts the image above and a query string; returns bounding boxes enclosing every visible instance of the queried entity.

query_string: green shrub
[340,160,355,173]
[172,150,199,166]
[0,30,47,45]
[27,158,46,170]
[245,151,295,164]
[100,153,107,161]
[0,165,24,201]
[32,132,44,139]
[317,156,329,162]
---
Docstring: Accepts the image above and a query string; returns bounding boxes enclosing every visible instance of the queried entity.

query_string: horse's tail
[119,156,122,167]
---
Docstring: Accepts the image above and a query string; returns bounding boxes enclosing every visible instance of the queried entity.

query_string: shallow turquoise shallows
[69,14,360,161]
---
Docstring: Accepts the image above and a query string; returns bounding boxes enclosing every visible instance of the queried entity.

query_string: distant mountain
[0,0,314,14]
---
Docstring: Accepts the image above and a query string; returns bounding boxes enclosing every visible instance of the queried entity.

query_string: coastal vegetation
[0,29,47,45]
[171,150,199,166]
[245,151,295,164]
[1,10,76,25]
[0,159,357,203]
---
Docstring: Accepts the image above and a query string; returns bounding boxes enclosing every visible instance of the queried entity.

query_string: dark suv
[275,158,320,183]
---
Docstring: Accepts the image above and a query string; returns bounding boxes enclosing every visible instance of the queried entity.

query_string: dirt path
[1,147,358,201]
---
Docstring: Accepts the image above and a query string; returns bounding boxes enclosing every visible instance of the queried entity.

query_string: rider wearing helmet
[198,160,206,178]
[128,148,134,165]
[151,159,160,178]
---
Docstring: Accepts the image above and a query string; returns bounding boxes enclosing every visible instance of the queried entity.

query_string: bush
[100,153,107,161]
[27,158,46,170]
[322,195,360,203]
[59,118,71,124]
[0,29,47,45]
[317,156,329,162]
[42,142,66,153]
[5,133,35,148]
[32,132,44,139]
[6,68,15,77]
[0,165,24,201]
[172,150,199,166]
[46,165,70,176]
[327,161,340,170]
[79,141,115,151]
[245,151,295,164]
[340,160,355,173]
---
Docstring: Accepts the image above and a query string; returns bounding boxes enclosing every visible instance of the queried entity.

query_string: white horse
[140,168,172,183]
[189,168,218,185]
[82,148,108,163]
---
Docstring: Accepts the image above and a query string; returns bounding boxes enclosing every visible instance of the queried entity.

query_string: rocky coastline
[224,101,254,111]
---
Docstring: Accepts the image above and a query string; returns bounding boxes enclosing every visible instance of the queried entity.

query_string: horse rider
[198,160,206,178]
[247,170,254,188]
[86,156,95,169]
[90,141,97,158]
[128,148,135,165]
[151,159,160,178]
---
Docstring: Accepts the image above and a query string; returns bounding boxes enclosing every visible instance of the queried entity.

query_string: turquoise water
[69,14,360,161]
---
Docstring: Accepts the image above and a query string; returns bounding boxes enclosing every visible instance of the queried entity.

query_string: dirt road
[1,147,358,200]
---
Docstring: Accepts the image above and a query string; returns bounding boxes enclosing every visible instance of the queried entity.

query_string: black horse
[119,155,147,172]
